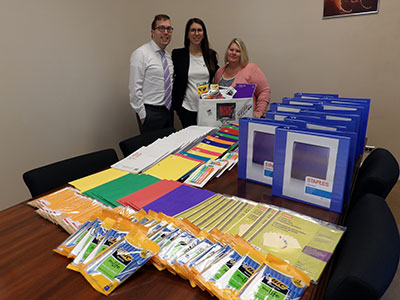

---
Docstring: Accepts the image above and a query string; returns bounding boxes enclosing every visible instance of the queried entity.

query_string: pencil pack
[80,231,160,296]
[81,218,141,266]
[197,243,249,297]
[237,254,310,300]
[53,213,102,257]
[216,247,265,300]
[173,231,214,280]
[67,217,116,272]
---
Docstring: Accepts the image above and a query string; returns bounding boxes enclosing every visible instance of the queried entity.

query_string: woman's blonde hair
[224,38,249,66]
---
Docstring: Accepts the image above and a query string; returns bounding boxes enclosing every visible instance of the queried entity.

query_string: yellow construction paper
[144,154,202,180]
[69,168,129,192]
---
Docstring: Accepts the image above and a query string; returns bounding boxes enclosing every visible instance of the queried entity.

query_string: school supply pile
[27,187,110,234]
[53,207,311,299]
[148,214,311,300]
[197,84,255,126]
[181,123,239,186]
[112,125,216,174]
[239,92,370,212]
[184,148,238,187]
[141,123,239,184]
[32,184,345,283]
[175,194,345,282]
[53,209,160,296]
[27,178,216,230]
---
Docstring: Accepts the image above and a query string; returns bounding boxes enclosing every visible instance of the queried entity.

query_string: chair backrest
[119,127,176,157]
[350,148,399,207]
[324,193,400,300]
[23,148,118,197]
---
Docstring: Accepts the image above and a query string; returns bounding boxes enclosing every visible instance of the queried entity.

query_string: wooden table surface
[0,167,340,300]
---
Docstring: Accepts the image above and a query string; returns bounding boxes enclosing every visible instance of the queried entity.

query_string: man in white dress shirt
[129,14,174,133]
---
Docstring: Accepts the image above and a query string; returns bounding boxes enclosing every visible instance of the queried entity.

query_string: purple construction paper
[142,185,215,216]
[233,83,256,98]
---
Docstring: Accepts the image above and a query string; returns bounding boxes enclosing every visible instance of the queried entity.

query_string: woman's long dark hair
[184,18,217,76]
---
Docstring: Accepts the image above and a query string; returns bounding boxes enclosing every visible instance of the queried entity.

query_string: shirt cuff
[137,106,146,120]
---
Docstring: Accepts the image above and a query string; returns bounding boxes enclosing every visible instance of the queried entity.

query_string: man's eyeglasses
[155,26,174,33]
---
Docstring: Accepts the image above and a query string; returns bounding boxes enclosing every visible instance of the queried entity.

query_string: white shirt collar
[150,40,169,54]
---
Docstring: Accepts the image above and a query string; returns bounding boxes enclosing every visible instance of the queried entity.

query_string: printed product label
[304,176,332,199]
[213,264,230,280]
[98,250,130,281]
[264,161,273,178]
[255,280,286,300]
[227,255,260,290]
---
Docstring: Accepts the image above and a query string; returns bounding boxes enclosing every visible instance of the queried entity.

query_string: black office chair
[350,148,399,207]
[119,127,176,157]
[324,193,400,300]
[23,148,118,197]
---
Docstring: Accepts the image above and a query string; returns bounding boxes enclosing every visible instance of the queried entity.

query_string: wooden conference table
[0,167,341,300]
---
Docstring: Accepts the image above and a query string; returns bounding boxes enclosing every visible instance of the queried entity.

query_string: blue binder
[272,127,351,213]
[238,118,297,186]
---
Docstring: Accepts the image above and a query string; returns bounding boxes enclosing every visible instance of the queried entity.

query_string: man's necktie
[158,49,172,110]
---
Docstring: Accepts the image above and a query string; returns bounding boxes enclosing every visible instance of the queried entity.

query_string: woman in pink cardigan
[214,38,271,118]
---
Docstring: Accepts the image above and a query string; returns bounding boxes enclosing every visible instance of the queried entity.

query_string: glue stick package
[238,254,310,300]
[81,231,160,296]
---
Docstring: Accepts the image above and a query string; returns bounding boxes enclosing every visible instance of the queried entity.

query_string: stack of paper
[144,153,204,180]
[112,126,216,173]
[69,168,129,192]
[117,180,184,210]
[187,124,239,160]
[83,173,160,207]
[27,187,106,233]
[142,185,215,216]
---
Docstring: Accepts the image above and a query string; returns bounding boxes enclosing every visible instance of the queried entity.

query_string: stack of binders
[238,92,370,213]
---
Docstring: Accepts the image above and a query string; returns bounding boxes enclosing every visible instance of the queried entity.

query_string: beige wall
[1,0,399,210]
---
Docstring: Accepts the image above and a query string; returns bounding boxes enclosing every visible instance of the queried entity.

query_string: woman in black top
[171,18,219,128]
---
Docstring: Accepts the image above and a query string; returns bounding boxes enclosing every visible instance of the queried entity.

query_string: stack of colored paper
[144,153,204,180]
[187,124,238,160]
[83,173,160,207]
[142,184,216,216]
[112,126,217,173]
[69,168,129,192]
[117,180,184,210]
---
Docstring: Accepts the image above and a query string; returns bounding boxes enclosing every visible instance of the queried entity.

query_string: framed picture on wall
[323,0,379,18]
